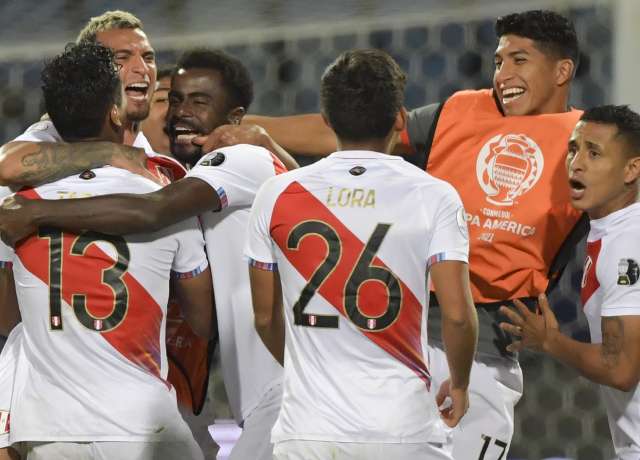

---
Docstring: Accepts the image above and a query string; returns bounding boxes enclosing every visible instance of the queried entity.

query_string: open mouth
[171,125,200,145]
[501,87,525,105]
[125,82,149,102]
[569,178,586,199]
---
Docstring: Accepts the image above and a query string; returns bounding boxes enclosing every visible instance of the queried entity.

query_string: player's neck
[588,189,639,220]
[123,121,139,146]
[337,138,393,155]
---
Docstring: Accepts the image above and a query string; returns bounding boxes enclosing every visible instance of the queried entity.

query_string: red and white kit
[245,150,469,447]
[581,202,640,459]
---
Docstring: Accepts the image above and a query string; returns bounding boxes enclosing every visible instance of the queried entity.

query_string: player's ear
[624,155,640,184]
[394,107,407,133]
[227,107,246,125]
[320,111,332,129]
[555,58,574,86]
[109,104,123,128]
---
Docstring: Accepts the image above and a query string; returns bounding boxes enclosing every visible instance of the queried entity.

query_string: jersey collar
[329,150,401,160]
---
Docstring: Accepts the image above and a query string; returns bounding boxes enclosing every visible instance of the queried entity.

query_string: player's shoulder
[12,119,62,143]
[35,167,161,197]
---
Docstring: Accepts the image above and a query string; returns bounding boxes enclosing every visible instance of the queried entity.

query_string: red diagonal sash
[270,181,430,387]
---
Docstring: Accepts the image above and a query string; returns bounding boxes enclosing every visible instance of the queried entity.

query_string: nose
[494,60,514,88]
[568,149,585,173]
[129,53,150,77]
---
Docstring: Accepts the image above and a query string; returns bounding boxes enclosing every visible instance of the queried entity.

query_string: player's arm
[193,124,300,171]
[173,267,215,339]
[0,268,19,337]
[0,447,20,460]
[501,296,640,391]
[243,114,336,157]
[0,141,149,188]
[249,264,285,365]
[0,177,219,244]
[431,260,478,426]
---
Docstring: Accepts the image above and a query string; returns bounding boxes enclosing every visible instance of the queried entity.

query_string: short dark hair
[175,48,253,110]
[495,10,579,67]
[581,105,640,156]
[321,49,406,142]
[157,66,174,81]
[42,42,121,140]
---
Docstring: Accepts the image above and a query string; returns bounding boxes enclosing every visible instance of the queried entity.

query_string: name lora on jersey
[326,187,376,208]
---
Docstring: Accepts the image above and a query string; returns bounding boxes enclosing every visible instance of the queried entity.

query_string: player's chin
[172,145,203,165]
[126,105,151,123]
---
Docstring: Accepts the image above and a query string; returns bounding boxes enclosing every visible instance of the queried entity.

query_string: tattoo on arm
[15,142,127,186]
[601,317,624,369]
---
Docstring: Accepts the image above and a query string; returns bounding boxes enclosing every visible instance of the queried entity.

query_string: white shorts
[428,344,523,460]
[273,439,453,460]
[0,325,22,449]
[22,439,204,460]
[229,383,282,460]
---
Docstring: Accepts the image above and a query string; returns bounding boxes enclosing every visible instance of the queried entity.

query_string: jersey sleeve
[186,145,279,210]
[244,178,279,270]
[599,234,640,317]
[0,239,13,268]
[12,120,62,143]
[170,217,209,279]
[425,184,469,268]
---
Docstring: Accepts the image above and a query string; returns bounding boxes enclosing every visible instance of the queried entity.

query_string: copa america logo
[476,134,544,206]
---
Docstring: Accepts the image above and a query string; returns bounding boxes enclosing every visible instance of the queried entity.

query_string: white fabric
[0,325,22,449]
[427,344,522,459]
[22,438,204,460]
[10,167,207,443]
[272,439,453,460]
[229,382,282,460]
[186,144,285,424]
[245,150,469,444]
[582,202,640,457]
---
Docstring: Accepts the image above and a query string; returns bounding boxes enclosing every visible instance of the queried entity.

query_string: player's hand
[499,294,559,353]
[0,195,38,247]
[192,124,270,153]
[109,146,162,185]
[436,379,469,428]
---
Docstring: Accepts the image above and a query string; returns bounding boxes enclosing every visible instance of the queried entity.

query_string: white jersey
[0,187,12,266]
[6,167,208,443]
[0,324,21,448]
[14,120,157,154]
[245,150,469,443]
[581,202,640,457]
[186,144,285,424]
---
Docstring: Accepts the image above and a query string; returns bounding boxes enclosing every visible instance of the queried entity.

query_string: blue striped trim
[172,265,206,280]
[0,261,12,269]
[216,186,228,209]
[427,252,446,268]
[249,258,278,271]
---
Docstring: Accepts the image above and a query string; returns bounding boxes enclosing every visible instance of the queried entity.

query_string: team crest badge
[476,134,544,206]
[617,258,639,285]
[79,170,96,180]
[199,152,226,167]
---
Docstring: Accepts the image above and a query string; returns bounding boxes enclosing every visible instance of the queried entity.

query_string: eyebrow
[494,49,530,59]
[585,140,602,150]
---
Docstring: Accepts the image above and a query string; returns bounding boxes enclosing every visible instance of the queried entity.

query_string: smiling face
[96,27,156,122]
[567,120,639,219]
[167,67,232,166]
[493,34,569,116]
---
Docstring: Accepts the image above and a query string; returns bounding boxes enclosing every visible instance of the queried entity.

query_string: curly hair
[581,105,640,157]
[320,49,406,141]
[176,48,253,111]
[42,42,121,140]
[76,10,143,44]
[495,10,579,67]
